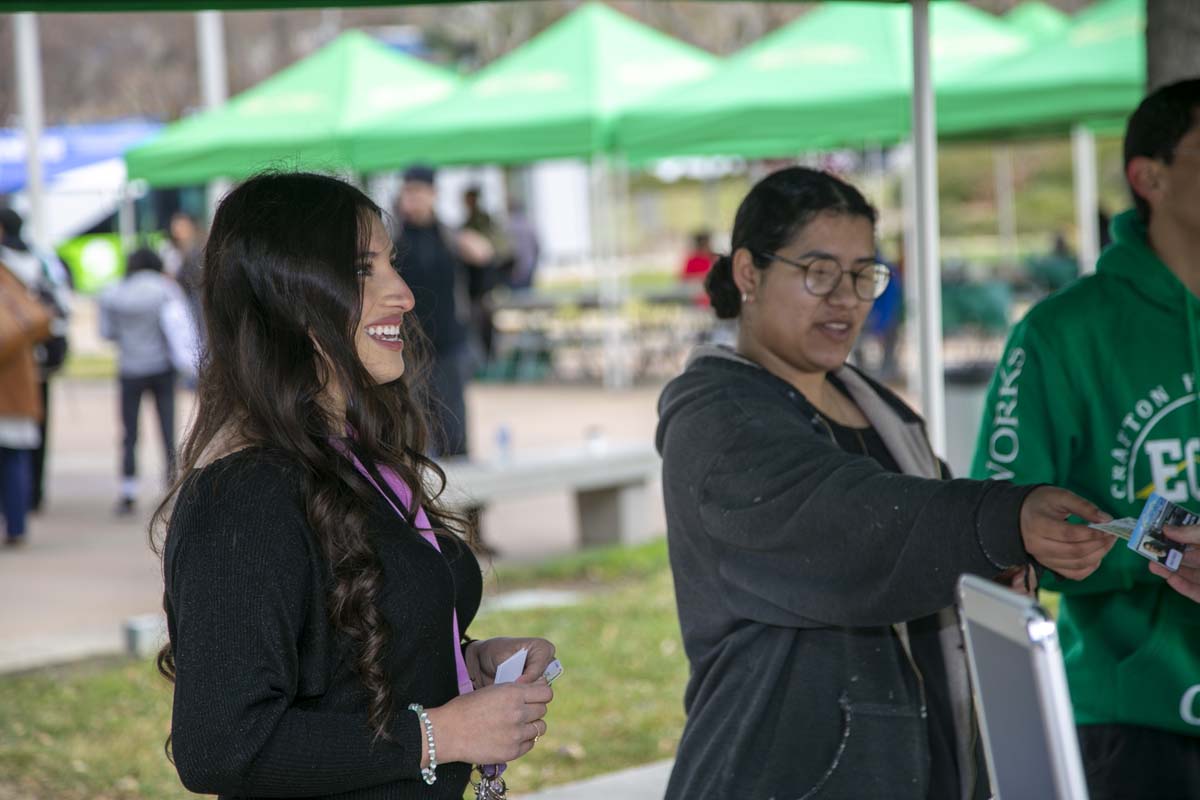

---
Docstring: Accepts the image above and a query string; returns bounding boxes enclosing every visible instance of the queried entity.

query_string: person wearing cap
[392,166,492,459]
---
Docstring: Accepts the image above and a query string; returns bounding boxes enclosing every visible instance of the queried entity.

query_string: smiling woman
[655,167,1118,800]
[354,217,414,386]
[149,172,557,799]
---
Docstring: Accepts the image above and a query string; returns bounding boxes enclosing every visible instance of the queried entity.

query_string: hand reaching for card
[1150,525,1200,602]
[466,637,557,688]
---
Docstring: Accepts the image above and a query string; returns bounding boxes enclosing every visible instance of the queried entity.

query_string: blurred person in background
[0,208,71,513]
[460,185,507,364]
[502,197,540,291]
[462,186,508,259]
[857,252,902,382]
[0,246,50,546]
[99,247,190,515]
[679,230,715,282]
[163,211,206,348]
[657,166,1116,800]
[393,166,492,458]
[1026,231,1078,293]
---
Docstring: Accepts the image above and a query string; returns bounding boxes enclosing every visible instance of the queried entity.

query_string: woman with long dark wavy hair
[152,172,555,799]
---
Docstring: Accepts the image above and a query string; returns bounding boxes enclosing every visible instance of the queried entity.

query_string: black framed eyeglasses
[757,251,892,301]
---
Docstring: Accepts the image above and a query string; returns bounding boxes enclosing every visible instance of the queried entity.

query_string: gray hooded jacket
[99,271,183,378]
[656,346,1036,800]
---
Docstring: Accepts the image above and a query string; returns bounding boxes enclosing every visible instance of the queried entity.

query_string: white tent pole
[591,155,626,389]
[994,145,1019,270]
[870,142,886,210]
[900,141,922,402]
[911,0,946,456]
[197,11,230,218]
[1072,124,1100,275]
[612,156,633,388]
[702,176,720,225]
[612,155,632,264]
[15,13,47,250]
[117,184,137,251]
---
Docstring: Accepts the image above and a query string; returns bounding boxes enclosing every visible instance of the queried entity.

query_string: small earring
[741,292,752,303]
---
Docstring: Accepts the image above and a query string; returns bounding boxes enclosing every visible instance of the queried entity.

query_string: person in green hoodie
[971,79,1200,800]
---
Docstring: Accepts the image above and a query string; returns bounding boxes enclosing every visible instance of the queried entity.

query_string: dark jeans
[0,447,33,539]
[119,370,176,488]
[1078,724,1200,800]
[429,347,469,458]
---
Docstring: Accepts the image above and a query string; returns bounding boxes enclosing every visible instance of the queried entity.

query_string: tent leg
[592,156,629,390]
[1072,125,1100,275]
[994,145,1019,270]
[197,11,231,221]
[118,183,137,252]
[15,13,46,250]
[901,142,922,403]
[910,0,946,457]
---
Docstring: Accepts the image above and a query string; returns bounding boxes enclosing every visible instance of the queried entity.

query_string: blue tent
[0,118,161,194]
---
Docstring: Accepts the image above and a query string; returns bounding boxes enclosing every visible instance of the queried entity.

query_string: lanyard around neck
[342,448,474,698]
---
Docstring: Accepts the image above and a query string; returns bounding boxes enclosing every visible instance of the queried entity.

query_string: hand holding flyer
[1091,492,1195,572]
[1149,524,1200,603]
[1128,493,1195,572]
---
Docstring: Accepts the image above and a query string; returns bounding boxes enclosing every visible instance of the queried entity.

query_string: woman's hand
[424,681,553,766]
[1019,487,1115,581]
[1149,525,1200,602]
[465,637,557,688]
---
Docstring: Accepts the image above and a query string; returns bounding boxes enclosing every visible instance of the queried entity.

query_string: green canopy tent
[124,30,460,186]
[609,0,1040,446]
[614,1,1030,162]
[938,0,1144,275]
[347,3,718,394]
[938,0,1143,137]
[1004,1,1071,39]
[13,0,955,451]
[347,3,718,170]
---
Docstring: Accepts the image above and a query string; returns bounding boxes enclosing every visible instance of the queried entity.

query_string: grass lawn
[61,351,117,381]
[0,540,686,799]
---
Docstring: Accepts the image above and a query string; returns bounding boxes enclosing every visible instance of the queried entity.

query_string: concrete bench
[437,442,660,548]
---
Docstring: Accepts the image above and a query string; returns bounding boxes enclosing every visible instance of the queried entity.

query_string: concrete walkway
[0,371,673,798]
[518,760,673,799]
[0,376,666,675]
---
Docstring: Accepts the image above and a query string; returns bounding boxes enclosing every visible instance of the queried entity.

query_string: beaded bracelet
[408,703,438,785]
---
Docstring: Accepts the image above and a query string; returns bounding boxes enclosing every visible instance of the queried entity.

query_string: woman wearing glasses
[656,167,1115,800]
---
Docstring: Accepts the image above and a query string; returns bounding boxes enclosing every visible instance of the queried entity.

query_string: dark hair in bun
[704,255,739,318]
[704,167,877,319]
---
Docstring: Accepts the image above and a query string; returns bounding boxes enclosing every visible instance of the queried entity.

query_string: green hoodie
[970,209,1200,738]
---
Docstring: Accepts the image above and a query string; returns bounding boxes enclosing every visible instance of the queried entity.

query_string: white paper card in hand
[1089,518,1137,541]
[493,648,528,685]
